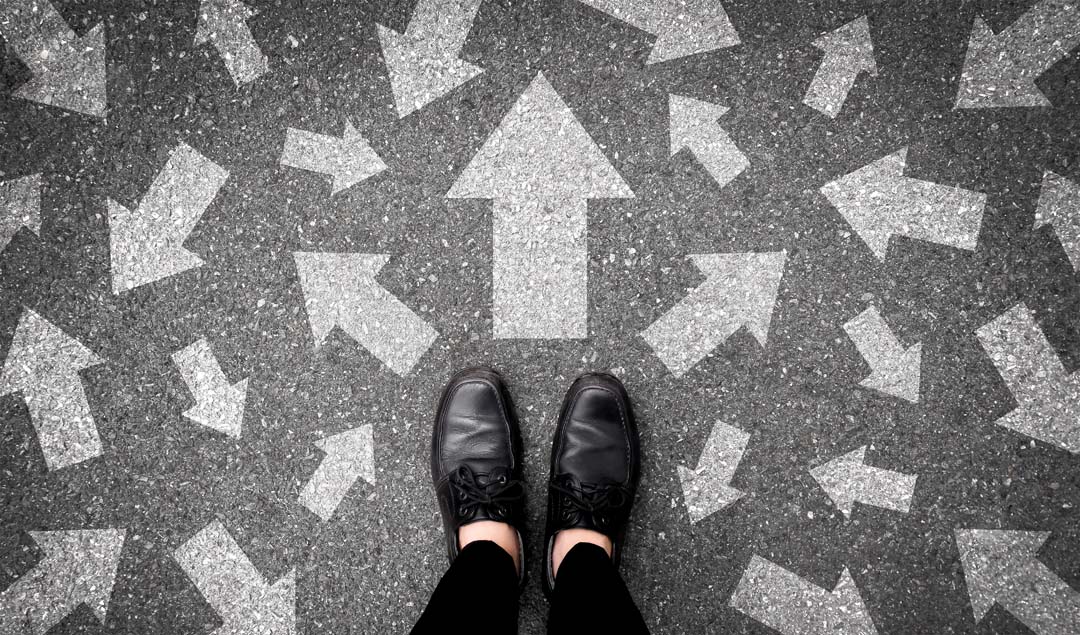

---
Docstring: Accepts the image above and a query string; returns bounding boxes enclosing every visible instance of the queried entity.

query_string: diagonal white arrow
[1035,170,1080,271]
[843,306,921,402]
[195,0,268,86]
[669,94,748,189]
[810,446,917,517]
[298,425,376,521]
[172,339,247,439]
[1,174,41,251]
[280,122,387,195]
[677,421,749,523]
[821,147,986,260]
[803,16,877,118]
[578,0,740,64]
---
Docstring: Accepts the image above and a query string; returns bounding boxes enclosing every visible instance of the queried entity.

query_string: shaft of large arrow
[998,1,1080,73]
[844,307,906,372]
[0,0,76,68]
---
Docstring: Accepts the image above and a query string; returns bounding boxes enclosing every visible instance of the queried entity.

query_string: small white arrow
[956,1,1080,109]
[641,252,786,378]
[195,0,268,86]
[280,122,387,195]
[821,147,986,260]
[0,309,104,471]
[677,421,749,523]
[729,555,878,635]
[669,94,748,189]
[842,306,921,402]
[976,303,1080,454]
[810,446,917,517]
[172,339,247,439]
[298,425,376,521]
[578,0,740,64]
[293,252,438,375]
[377,0,484,117]
[109,143,229,294]
[175,521,295,635]
[1,174,41,251]
[0,0,106,117]
[956,529,1080,634]
[0,529,125,635]
[803,16,877,118]
[1035,170,1080,271]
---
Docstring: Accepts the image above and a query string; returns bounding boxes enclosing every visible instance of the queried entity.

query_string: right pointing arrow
[669,94,748,189]
[280,122,387,195]
[298,425,376,521]
[843,306,921,402]
[1,174,41,251]
[1035,170,1080,271]
[810,446,917,517]
[641,252,786,378]
[677,421,749,523]
[803,16,878,118]
[578,0,740,64]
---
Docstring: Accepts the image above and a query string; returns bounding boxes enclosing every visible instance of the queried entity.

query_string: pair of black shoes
[431,368,640,594]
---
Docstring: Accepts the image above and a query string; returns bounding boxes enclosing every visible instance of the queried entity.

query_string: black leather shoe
[543,373,640,595]
[431,368,526,584]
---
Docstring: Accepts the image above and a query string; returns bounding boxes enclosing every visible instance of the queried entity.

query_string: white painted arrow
[810,446,917,517]
[175,521,295,635]
[578,0,740,64]
[293,252,438,375]
[447,72,633,339]
[1,174,41,251]
[1035,171,1080,271]
[377,0,483,117]
[280,122,387,195]
[0,529,125,635]
[195,0,268,86]
[669,94,747,189]
[956,1,1080,109]
[172,339,247,439]
[677,421,749,523]
[843,306,921,402]
[109,143,229,294]
[821,148,986,260]
[641,252,786,378]
[803,16,877,118]
[730,555,878,635]
[299,425,375,521]
[0,309,104,471]
[976,303,1080,454]
[956,529,1080,634]
[0,0,106,117]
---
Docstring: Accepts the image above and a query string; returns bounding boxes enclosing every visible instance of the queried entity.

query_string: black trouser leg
[411,540,519,635]
[547,543,650,635]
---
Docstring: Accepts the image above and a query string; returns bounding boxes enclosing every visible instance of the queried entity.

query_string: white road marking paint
[677,421,749,523]
[842,306,921,402]
[172,339,247,439]
[195,0,269,86]
[810,446,917,517]
[668,94,748,189]
[1,174,42,251]
[803,17,877,118]
[1035,171,1080,271]
[578,0,740,64]
[280,122,387,195]
[298,425,376,521]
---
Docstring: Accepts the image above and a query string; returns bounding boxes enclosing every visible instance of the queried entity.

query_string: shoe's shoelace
[450,465,525,520]
[550,475,629,529]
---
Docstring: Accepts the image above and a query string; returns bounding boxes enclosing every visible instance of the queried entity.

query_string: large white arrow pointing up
[976,303,1080,454]
[298,425,376,521]
[810,446,917,517]
[195,0,268,86]
[956,529,1080,634]
[578,0,740,64]
[677,421,749,523]
[669,94,748,189]
[109,143,229,294]
[956,1,1080,109]
[641,252,786,378]
[1,174,41,251]
[843,306,921,402]
[803,16,877,118]
[0,529,125,635]
[447,72,634,339]
[821,148,986,260]
[0,0,106,117]
[1,309,104,471]
[280,122,387,195]
[1035,170,1080,271]
[172,339,247,439]
[377,0,484,118]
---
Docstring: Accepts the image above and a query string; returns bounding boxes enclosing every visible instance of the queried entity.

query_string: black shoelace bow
[550,475,630,530]
[450,465,524,521]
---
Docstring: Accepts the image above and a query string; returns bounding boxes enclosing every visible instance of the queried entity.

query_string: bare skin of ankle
[459,521,520,574]
[552,528,613,577]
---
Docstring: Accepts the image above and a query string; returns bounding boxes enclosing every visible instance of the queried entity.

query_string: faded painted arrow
[1035,170,1080,271]
[299,425,376,521]
[0,0,106,117]
[677,421,749,523]
[669,94,748,189]
[976,303,1080,454]
[803,16,877,118]
[641,252,786,378]
[293,252,438,375]
[109,143,229,294]
[0,309,104,471]
[172,339,247,439]
[175,521,295,635]
[0,529,125,635]
[280,122,387,195]
[956,529,1080,634]
[195,0,268,86]
[810,446,917,517]
[447,72,633,339]
[843,306,921,402]
[956,1,1080,109]
[730,555,878,635]
[1,174,41,251]
[821,148,986,260]
[578,0,740,64]
[377,0,483,117]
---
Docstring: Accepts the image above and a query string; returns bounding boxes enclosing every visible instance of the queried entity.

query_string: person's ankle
[459,521,521,575]
[551,528,613,577]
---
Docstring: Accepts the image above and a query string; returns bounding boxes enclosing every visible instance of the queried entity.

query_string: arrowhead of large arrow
[1,309,102,391]
[668,94,730,156]
[108,198,206,294]
[1,174,42,251]
[677,466,745,523]
[646,0,740,64]
[316,425,376,486]
[216,571,296,635]
[184,378,247,439]
[376,23,482,118]
[955,529,1049,620]
[860,342,921,403]
[331,122,388,194]
[15,23,107,118]
[691,252,785,346]
[292,252,386,346]
[195,0,255,44]
[955,17,1050,109]
[810,446,868,517]
[813,16,877,72]
[28,529,126,623]
[823,148,907,259]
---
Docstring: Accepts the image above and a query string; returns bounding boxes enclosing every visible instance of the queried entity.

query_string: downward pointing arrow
[677,421,749,523]
[377,0,484,117]
[803,16,877,118]
[195,0,268,86]
[843,306,921,402]
[280,122,387,195]
[0,0,106,117]
[821,148,986,260]
[578,0,740,64]
[1,174,41,251]
[299,425,376,521]
[172,339,247,439]
[1035,171,1080,271]
[810,446,917,517]
[669,94,748,189]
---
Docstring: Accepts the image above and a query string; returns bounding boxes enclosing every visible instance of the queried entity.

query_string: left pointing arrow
[0,529,126,635]
[669,94,748,189]
[0,0,106,117]
[195,0,268,87]
[299,425,376,521]
[1,174,41,251]
[0,309,104,471]
[810,446,917,517]
[280,122,387,195]
[172,339,247,439]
